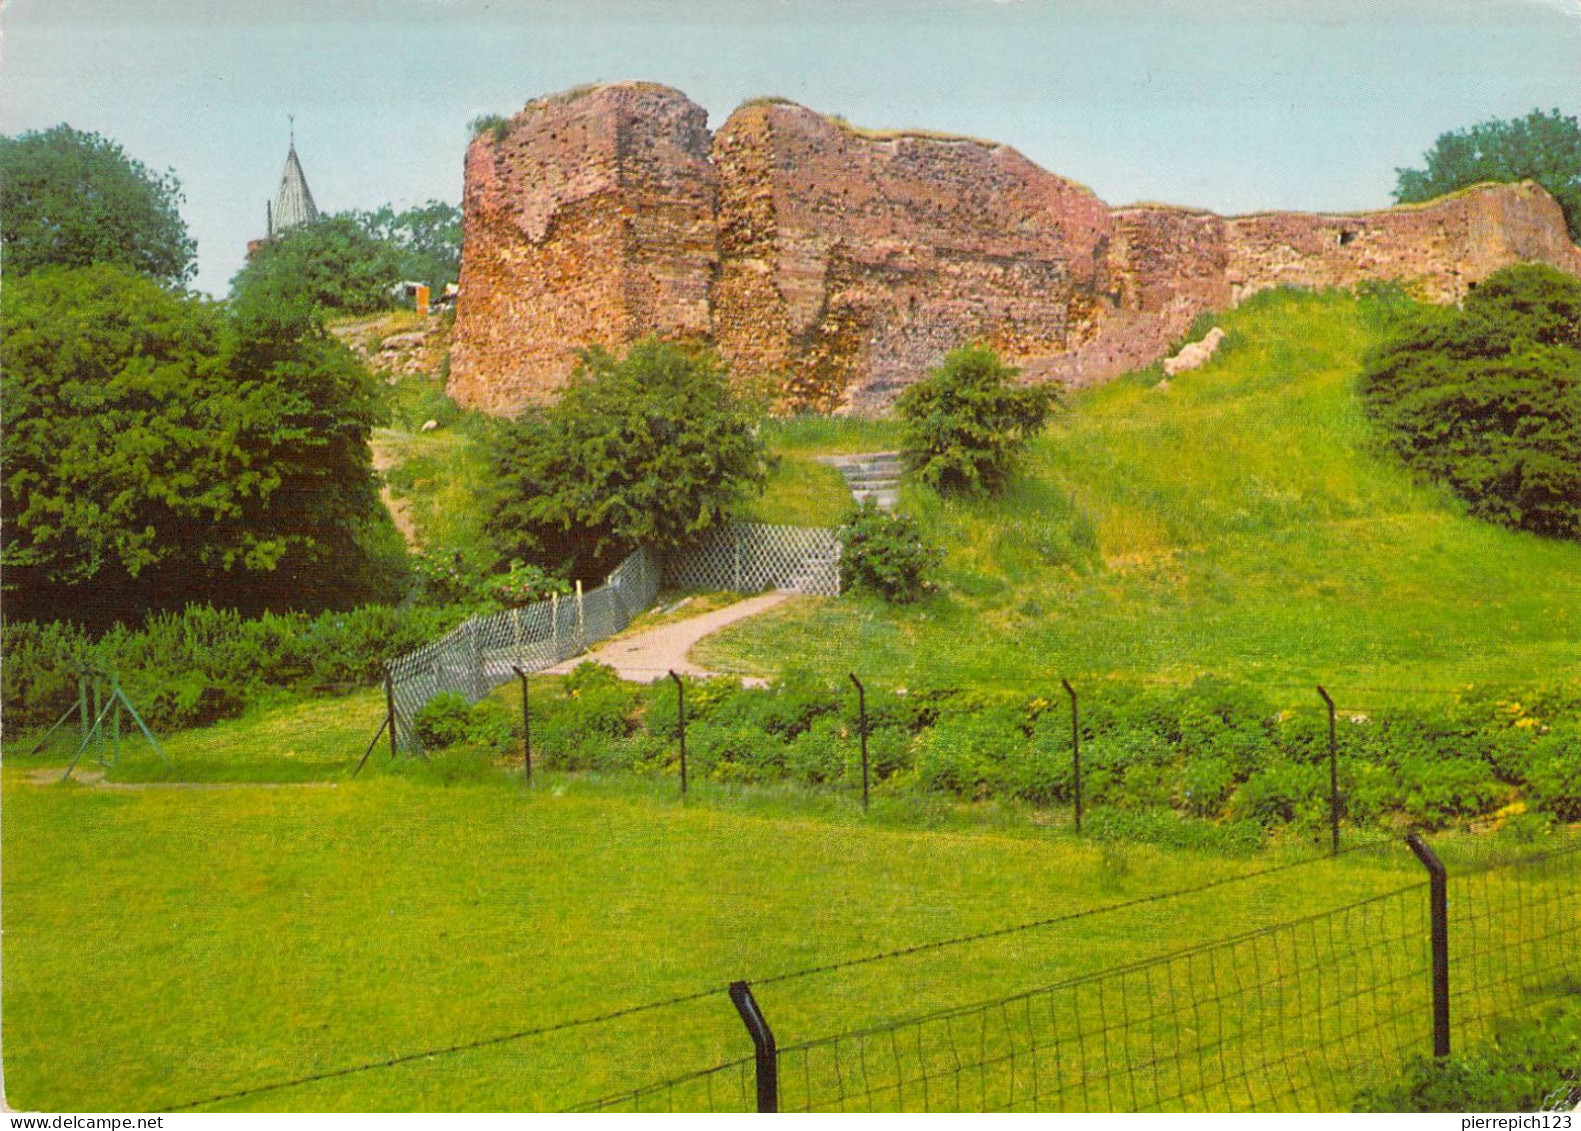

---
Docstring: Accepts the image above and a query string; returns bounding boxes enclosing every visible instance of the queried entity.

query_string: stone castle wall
[448,83,716,413]
[450,83,1581,415]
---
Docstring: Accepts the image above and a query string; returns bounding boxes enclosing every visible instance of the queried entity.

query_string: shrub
[838,500,939,603]
[490,560,570,608]
[486,339,768,580]
[1180,756,1235,818]
[1524,729,1581,821]
[785,716,848,785]
[895,345,1058,496]
[1360,264,1581,541]
[695,722,787,784]
[465,697,518,757]
[914,709,1023,797]
[1354,990,1581,1112]
[1394,756,1504,829]
[413,692,473,750]
[1232,760,1327,827]
[1002,714,1074,805]
[469,115,511,143]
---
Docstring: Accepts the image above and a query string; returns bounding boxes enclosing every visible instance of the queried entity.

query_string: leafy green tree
[346,201,463,294]
[230,214,401,319]
[0,124,196,285]
[486,339,768,580]
[1394,108,1581,241]
[1,264,401,625]
[1360,263,1581,540]
[895,346,1057,496]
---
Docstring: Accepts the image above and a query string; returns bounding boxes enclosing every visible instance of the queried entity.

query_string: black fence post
[669,670,687,795]
[1062,678,1081,834]
[728,981,778,1113]
[848,673,870,811]
[512,665,532,785]
[1317,685,1340,856]
[385,670,400,761]
[1406,832,1452,1059]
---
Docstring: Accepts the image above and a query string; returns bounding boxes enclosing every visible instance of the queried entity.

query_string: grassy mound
[698,289,1581,695]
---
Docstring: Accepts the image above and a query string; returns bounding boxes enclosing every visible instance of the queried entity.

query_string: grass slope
[7,753,1540,1113]
[698,290,1581,699]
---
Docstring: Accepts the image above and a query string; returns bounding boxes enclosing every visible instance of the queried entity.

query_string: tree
[346,201,463,294]
[1,264,402,625]
[0,124,196,285]
[1360,263,1581,540]
[229,214,401,319]
[486,339,768,580]
[895,346,1058,496]
[1394,109,1581,242]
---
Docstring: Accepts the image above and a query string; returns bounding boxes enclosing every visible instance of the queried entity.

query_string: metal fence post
[1317,685,1340,856]
[849,673,870,811]
[669,670,688,795]
[385,670,400,760]
[1406,833,1451,1059]
[728,981,779,1113]
[575,579,585,645]
[1062,678,1081,834]
[512,665,532,785]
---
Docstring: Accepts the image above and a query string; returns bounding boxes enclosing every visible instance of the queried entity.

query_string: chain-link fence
[387,547,660,751]
[664,523,840,598]
[385,524,838,752]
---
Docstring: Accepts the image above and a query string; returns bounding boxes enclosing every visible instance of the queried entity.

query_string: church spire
[269,122,319,238]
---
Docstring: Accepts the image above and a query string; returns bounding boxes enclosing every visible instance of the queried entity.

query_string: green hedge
[421,665,1581,837]
[3,602,469,734]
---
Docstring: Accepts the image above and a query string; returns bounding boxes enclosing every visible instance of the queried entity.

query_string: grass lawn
[696,289,1581,703]
[11,747,1531,1113]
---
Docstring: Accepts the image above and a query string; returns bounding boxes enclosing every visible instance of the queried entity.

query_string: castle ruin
[448,82,1581,416]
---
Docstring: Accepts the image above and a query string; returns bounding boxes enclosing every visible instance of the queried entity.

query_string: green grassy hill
[700,289,1581,699]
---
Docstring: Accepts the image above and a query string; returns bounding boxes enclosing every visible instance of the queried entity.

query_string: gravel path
[543,590,792,683]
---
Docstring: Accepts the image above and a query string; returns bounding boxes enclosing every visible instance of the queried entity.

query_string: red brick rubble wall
[447,83,717,413]
[451,84,1581,414]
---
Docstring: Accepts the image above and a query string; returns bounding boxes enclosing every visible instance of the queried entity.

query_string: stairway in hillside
[818,451,904,510]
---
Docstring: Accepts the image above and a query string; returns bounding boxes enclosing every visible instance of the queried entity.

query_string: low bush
[1354,989,1581,1112]
[2,602,468,735]
[413,692,473,750]
[838,501,939,604]
[1523,729,1581,822]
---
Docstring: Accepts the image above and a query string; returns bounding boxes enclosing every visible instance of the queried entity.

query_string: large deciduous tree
[1394,109,1581,242]
[1,265,403,625]
[1360,263,1581,541]
[0,124,198,285]
[346,201,463,294]
[486,339,768,581]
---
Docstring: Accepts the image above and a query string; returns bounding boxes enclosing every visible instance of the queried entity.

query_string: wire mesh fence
[664,522,841,598]
[384,524,837,752]
[569,839,1580,1113]
[386,547,661,752]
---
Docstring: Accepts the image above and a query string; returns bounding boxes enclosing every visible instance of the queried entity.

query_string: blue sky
[3,0,1578,296]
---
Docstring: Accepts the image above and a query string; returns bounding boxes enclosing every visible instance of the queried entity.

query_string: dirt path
[543,590,792,683]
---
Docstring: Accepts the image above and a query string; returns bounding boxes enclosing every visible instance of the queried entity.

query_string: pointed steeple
[270,125,319,238]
